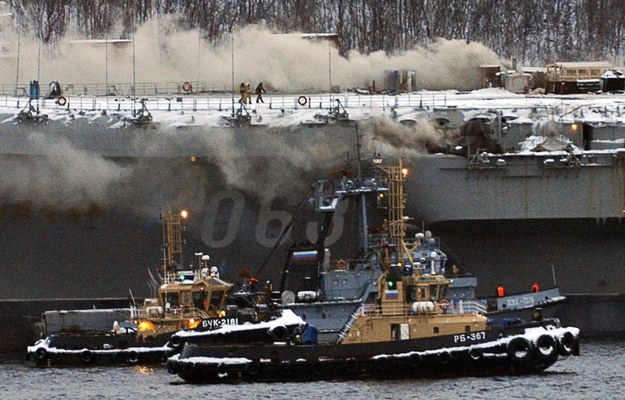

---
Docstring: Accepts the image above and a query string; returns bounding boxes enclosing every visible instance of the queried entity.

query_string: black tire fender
[269,325,288,342]
[345,357,359,373]
[534,334,558,361]
[439,350,452,364]
[507,337,532,365]
[166,360,177,374]
[558,332,575,356]
[468,346,483,362]
[80,349,95,364]
[246,362,260,376]
[169,335,182,349]
[127,350,139,364]
[180,361,196,378]
[375,356,389,371]
[408,353,422,368]
[34,347,48,361]
[278,362,292,376]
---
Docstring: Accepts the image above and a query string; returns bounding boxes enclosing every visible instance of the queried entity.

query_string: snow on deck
[3,89,625,131]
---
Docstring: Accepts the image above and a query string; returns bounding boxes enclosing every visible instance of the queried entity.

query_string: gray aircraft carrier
[1,90,625,353]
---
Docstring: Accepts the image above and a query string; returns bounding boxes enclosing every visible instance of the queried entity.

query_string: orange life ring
[297,95,307,106]
[56,96,67,106]
[182,82,193,92]
[337,259,346,269]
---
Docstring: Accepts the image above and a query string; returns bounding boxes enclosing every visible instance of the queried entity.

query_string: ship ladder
[337,307,361,343]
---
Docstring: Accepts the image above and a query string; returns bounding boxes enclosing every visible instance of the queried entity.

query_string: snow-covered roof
[548,61,612,68]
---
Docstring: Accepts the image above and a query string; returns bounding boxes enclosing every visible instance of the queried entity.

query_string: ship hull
[168,323,579,383]
[2,110,625,348]
[404,153,625,296]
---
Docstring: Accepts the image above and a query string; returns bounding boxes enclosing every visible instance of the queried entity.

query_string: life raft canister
[182,82,193,92]
[297,95,307,106]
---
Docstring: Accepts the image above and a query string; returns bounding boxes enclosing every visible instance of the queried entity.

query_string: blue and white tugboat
[166,159,580,383]
[27,211,234,366]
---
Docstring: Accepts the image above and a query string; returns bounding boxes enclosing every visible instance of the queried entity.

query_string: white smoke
[0,20,501,92]
[0,18,500,214]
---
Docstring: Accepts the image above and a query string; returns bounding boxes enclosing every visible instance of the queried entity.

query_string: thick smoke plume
[0,19,501,218]
[0,20,501,92]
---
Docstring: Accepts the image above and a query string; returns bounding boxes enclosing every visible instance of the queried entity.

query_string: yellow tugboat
[27,211,233,366]
[167,160,580,382]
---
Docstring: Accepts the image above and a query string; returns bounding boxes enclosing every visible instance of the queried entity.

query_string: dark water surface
[1,338,622,400]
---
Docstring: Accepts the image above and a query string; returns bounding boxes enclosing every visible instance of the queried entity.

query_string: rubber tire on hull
[534,334,559,364]
[180,362,196,380]
[375,357,389,372]
[408,353,422,369]
[468,346,483,362]
[270,325,288,342]
[127,350,139,364]
[80,350,95,364]
[559,332,575,356]
[34,347,48,362]
[507,337,532,366]
[169,335,182,349]
[166,360,177,374]
[439,351,452,365]
[345,358,359,374]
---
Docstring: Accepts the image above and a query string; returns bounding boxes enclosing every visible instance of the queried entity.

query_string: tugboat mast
[375,158,413,271]
[161,211,186,273]
[354,123,369,253]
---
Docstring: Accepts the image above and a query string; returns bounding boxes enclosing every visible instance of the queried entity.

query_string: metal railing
[445,300,488,315]
[0,91,448,114]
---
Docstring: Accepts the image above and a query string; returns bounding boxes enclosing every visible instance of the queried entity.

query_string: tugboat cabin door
[391,323,410,340]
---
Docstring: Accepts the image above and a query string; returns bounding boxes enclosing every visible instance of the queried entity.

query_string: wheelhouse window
[163,292,180,308]
[209,290,225,311]
[193,291,208,311]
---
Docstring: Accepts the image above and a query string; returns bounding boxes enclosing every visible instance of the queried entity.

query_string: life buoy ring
[345,357,359,374]
[127,350,139,364]
[558,332,575,356]
[182,82,192,92]
[80,349,95,364]
[56,96,66,106]
[534,334,558,362]
[297,95,307,106]
[337,259,347,270]
[34,347,48,361]
[506,337,532,365]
